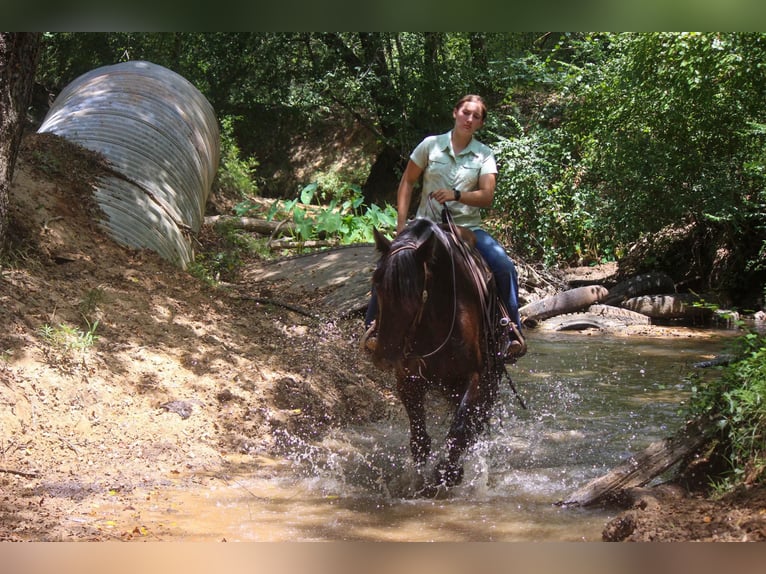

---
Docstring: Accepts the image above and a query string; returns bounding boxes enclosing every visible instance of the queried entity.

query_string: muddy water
[127,330,734,541]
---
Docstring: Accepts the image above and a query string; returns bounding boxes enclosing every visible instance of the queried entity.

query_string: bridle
[385,234,459,362]
[407,203,497,363]
[382,206,528,409]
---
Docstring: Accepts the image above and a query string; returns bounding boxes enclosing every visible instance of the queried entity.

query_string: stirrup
[360,321,378,354]
[503,320,527,363]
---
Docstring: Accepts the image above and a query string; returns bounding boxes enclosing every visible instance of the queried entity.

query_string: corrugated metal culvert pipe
[38,60,220,268]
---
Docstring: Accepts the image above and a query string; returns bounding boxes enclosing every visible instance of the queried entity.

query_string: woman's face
[452,101,485,137]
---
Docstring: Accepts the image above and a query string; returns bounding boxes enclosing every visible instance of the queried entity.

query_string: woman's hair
[454,94,487,121]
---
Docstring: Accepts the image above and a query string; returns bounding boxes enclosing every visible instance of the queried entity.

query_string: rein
[386,205,528,409]
[414,236,458,360]
[387,234,459,361]
[423,205,499,364]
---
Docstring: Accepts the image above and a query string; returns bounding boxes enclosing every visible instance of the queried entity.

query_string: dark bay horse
[369,217,513,492]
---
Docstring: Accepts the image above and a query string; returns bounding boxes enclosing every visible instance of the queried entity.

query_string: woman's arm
[396,160,424,233]
[429,172,496,208]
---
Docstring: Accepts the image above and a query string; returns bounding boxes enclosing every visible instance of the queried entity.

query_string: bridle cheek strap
[404,262,429,357]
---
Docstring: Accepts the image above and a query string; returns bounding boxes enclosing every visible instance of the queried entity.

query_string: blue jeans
[364,228,522,331]
[472,229,522,330]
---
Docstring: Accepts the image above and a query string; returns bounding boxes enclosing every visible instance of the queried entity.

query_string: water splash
[205,330,735,541]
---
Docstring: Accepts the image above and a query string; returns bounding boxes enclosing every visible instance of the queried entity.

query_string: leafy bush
[259,180,397,245]
[214,115,260,198]
[569,33,766,253]
[491,125,607,265]
[489,32,766,274]
[686,329,766,489]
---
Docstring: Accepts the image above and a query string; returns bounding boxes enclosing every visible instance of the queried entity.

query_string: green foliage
[685,330,766,489]
[34,287,102,358]
[487,32,766,272]
[568,33,766,247]
[37,33,186,92]
[214,115,259,198]
[37,33,549,175]
[489,37,611,265]
[491,122,606,264]
[35,32,766,279]
[257,180,397,246]
[38,319,99,353]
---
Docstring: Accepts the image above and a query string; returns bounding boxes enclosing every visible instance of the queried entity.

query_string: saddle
[439,217,526,364]
[362,216,526,364]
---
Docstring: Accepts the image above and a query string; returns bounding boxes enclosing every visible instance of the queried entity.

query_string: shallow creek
[108,330,734,541]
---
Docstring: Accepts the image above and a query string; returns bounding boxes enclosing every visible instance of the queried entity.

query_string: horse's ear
[415,227,437,262]
[373,227,391,254]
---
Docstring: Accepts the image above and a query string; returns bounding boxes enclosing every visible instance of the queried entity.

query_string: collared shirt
[410,130,498,229]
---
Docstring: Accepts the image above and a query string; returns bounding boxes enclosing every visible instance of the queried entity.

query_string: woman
[365,94,525,360]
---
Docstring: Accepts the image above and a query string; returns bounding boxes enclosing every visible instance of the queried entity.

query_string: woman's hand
[429,188,459,204]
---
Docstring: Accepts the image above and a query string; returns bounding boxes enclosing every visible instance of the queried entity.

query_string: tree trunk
[469,33,491,97]
[204,215,296,236]
[558,417,713,507]
[362,145,403,208]
[0,33,41,253]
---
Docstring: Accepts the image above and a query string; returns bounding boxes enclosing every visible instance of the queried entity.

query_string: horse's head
[370,220,440,370]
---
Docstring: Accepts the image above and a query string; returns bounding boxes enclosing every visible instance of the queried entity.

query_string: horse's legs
[396,375,431,467]
[436,372,494,487]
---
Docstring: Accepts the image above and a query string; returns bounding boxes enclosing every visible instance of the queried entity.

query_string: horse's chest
[399,349,479,381]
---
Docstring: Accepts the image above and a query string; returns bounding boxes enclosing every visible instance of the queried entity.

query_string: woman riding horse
[364,94,525,360]
[369,217,511,491]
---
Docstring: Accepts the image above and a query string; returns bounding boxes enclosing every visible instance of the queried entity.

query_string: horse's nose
[371,341,398,371]
[371,354,394,372]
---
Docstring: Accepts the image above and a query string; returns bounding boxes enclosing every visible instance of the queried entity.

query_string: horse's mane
[379,218,492,315]
[377,219,445,305]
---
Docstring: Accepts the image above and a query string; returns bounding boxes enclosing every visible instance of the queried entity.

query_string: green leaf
[300,182,318,205]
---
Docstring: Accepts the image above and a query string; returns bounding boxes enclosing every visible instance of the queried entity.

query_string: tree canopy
[31,32,766,308]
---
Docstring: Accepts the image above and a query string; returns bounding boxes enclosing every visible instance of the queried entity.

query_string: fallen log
[268,238,340,250]
[558,417,712,507]
[602,272,676,306]
[587,304,652,325]
[204,215,295,236]
[520,285,608,323]
[621,293,713,321]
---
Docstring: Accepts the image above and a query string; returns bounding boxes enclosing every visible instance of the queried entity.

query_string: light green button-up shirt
[411,130,498,229]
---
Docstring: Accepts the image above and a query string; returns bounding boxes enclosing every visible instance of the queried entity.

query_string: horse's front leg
[436,372,492,487]
[396,374,431,467]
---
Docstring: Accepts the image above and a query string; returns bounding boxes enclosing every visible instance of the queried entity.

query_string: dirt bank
[1,134,396,541]
[1,134,763,541]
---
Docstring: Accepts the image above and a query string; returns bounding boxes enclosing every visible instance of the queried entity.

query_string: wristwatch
[453,188,461,202]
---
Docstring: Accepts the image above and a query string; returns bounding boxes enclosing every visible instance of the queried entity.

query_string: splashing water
[105,330,734,541]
